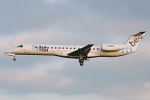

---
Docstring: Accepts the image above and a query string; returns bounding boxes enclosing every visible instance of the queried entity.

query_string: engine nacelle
[101,44,123,51]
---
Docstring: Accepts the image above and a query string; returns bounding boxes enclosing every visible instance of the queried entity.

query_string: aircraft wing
[68,44,94,57]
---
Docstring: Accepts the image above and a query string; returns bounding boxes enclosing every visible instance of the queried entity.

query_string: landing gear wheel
[80,63,83,66]
[79,59,84,63]
[79,59,84,66]
[13,58,16,61]
[80,59,84,63]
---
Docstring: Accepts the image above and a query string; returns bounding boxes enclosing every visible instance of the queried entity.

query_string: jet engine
[101,44,123,51]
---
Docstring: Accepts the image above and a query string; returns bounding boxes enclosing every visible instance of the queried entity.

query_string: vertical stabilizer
[124,31,146,52]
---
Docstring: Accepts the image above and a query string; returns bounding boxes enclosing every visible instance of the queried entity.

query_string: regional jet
[5,32,146,66]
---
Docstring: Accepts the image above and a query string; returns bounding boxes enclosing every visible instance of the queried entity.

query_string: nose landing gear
[13,57,16,61]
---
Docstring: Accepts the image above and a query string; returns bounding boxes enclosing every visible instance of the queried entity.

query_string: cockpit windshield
[17,45,23,48]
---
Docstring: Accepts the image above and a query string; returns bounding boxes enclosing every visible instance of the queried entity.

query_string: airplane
[5,31,146,66]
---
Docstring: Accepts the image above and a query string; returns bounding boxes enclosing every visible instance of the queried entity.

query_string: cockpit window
[17,45,23,48]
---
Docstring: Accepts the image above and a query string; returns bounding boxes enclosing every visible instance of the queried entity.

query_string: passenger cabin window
[74,47,76,49]
[66,47,68,49]
[59,47,61,49]
[55,47,57,49]
[17,45,23,48]
[97,48,99,50]
[93,48,95,50]
[62,47,64,49]
[51,47,53,49]
[70,47,72,49]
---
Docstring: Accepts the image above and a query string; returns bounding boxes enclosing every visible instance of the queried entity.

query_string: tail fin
[124,31,146,52]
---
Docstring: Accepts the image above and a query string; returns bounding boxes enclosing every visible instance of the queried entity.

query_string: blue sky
[0,0,150,100]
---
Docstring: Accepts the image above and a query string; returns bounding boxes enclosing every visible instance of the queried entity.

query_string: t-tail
[124,31,146,52]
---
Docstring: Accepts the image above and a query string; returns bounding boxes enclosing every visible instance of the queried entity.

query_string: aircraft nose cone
[5,50,10,54]
[5,49,13,54]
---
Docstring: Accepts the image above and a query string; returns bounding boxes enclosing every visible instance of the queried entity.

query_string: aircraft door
[23,45,30,54]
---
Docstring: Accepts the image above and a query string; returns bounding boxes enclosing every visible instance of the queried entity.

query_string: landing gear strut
[79,55,84,66]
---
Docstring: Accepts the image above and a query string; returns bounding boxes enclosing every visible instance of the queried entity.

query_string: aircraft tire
[81,59,84,62]
[80,63,83,66]
[13,58,16,61]
[79,59,84,63]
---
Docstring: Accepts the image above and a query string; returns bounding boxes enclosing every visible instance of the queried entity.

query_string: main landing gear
[79,59,84,66]
[79,55,84,66]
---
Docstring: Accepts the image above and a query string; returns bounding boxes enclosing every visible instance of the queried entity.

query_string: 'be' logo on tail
[129,38,140,47]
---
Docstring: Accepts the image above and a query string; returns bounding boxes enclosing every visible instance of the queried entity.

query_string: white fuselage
[7,44,132,58]
[5,31,145,66]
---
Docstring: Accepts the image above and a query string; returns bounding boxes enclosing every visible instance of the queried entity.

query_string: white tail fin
[124,31,146,52]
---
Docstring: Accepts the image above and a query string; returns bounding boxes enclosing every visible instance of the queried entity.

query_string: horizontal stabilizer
[133,31,146,37]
